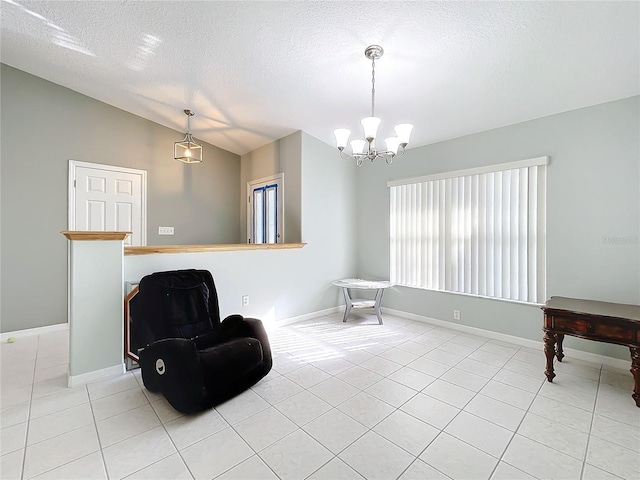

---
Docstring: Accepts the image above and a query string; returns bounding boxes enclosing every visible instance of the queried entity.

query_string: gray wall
[240,132,302,243]
[1,65,241,332]
[126,131,357,323]
[356,96,640,360]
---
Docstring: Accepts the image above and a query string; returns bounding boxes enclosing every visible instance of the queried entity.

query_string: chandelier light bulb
[361,117,381,141]
[385,137,401,155]
[350,140,366,154]
[334,129,351,150]
[185,148,192,157]
[394,124,414,145]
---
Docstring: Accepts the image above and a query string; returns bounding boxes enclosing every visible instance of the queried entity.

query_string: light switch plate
[158,226,174,235]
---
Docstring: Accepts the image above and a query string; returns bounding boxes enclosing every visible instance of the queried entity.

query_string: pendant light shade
[394,124,414,145]
[361,117,381,141]
[333,128,351,150]
[174,109,203,164]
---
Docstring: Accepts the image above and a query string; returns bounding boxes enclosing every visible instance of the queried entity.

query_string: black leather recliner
[130,269,272,414]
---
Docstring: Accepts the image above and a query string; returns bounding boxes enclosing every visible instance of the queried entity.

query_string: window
[248,174,283,244]
[389,157,548,304]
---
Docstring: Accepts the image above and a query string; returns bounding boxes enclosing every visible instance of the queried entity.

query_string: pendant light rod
[185,109,194,132]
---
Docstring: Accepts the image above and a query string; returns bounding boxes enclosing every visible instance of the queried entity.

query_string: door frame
[68,160,148,246]
[246,173,284,244]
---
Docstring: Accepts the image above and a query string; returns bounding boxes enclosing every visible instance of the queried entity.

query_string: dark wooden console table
[542,296,640,407]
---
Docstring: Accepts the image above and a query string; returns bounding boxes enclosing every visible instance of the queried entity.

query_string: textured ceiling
[1,1,638,156]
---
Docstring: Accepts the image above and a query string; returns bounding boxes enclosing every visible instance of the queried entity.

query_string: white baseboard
[275,306,342,327]
[68,363,126,388]
[1,323,68,342]
[383,307,631,371]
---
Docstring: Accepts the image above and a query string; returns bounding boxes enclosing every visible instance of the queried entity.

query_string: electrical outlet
[453,309,461,320]
[158,226,174,235]
[242,295,249,307]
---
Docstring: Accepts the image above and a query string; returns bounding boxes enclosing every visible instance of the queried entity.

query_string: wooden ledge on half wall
[61,231,132,241]
[124,243,307,256]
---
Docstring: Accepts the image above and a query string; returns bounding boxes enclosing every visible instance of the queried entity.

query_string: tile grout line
[19,335,39,480]
[87,382,111,480]
[486,348,549,480]
[219,404,282,480]
[578,365,601,480]
[414,339,523,480]
[122,378,195,480]
[270,323,430,478]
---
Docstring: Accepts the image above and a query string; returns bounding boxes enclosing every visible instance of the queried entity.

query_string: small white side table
[332,279,393,325]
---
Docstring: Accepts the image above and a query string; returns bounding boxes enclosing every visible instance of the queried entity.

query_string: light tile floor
[2,313,639,480]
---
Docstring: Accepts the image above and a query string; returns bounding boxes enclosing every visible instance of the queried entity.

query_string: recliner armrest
[220,316,273,368]
[138,338,208,413]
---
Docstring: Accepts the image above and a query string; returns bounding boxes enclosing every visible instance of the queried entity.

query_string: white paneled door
[69,161,147,246]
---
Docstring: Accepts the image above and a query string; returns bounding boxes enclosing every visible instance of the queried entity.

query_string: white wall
[126,131,357,325]
[355,96,640,360]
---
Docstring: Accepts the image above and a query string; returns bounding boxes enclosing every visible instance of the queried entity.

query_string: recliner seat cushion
[199,337,263,384]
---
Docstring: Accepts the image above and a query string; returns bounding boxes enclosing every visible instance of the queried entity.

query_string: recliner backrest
[132,269,221,347]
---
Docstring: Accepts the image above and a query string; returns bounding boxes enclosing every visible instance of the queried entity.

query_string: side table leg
[630,346,640,408]
[341,288,352,323]
[556,333,565,362]
[373,288,385,325]
[544,330,556,382]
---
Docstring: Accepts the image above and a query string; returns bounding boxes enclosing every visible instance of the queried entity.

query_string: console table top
[544,296,640,322]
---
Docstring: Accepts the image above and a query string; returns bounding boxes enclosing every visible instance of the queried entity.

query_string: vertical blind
[389,157,548,304]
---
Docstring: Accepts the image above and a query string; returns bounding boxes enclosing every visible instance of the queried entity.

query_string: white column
[62,231,130,387]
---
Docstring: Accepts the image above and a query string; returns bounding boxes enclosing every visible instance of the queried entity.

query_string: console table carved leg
[543,330,557,382]
[555,333,565,362]
[631,346,640,408]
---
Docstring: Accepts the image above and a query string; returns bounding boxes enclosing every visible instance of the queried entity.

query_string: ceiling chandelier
[334,45,413,166]
[174,109,203,164]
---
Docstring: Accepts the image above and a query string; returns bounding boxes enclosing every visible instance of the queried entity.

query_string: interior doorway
[68,160,147,246]
[247,173,283,244]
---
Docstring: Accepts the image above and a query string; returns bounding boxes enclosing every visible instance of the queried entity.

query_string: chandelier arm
[339,149,355,162]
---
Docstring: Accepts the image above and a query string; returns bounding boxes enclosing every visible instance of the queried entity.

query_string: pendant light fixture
[334,45,413,166]
[174,109,203,164]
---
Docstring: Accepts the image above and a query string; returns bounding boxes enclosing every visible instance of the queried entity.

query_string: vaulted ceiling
[1,1,638,155]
